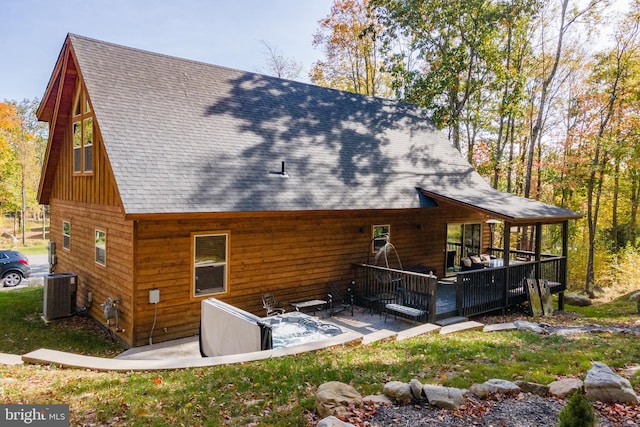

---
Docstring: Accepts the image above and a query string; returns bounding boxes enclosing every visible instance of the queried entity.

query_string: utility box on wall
[43,273,77,321]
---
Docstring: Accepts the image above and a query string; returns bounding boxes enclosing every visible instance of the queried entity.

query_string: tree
[0,99,47,242]
[311,0,391,97]
[489,1,535,189]
[563,7,640,295]
[372,0,535,151]
[523,0,604,199]
[258,40,303,80]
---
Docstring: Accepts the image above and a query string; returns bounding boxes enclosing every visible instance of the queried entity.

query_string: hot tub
[262,311,343,348]
[200,298,344,357]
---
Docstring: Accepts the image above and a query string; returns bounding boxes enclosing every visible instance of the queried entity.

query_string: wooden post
[427,275,437,323]
[502,222,511,314]
[535,223,542,282]
[559,221,569,311]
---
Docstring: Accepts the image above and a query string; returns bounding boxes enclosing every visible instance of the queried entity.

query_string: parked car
[0,250,31,287]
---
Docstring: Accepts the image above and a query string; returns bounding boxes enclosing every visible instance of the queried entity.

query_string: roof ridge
[67,33,405,108]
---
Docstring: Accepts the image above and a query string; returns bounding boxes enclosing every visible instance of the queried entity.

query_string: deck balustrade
[456,256,566,317]
[353,256,567,320]
[352,263,437,322]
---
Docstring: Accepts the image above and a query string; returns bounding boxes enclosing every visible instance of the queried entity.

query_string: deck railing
[539,256,567,293]
[456,257,566,317]
[351,263,437,322]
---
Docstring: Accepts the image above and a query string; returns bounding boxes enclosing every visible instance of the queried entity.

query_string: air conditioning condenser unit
[43,273,77,321]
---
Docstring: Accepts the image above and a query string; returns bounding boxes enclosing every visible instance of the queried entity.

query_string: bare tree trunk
[611,158,620,251]
[631,173,639,247]
[586,153,608,296]
[21,164,26,245]
[506,116,516,193]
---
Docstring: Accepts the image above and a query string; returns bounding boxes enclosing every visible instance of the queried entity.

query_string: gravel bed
[368,394,619,426]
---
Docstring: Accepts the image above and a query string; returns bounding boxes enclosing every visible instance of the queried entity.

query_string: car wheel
[2,272,23,287]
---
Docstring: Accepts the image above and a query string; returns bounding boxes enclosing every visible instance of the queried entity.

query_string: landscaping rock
[318,415,356,427]
[548,378,583,398]
[315,381,363,419]
[362,394,394,407]
[470,379,520,398]
[584,362,640,404]
[514,380,549,397]
[409,378,424,400]
[485,379,521,394]
[563,293,592,307]
[383,381,413,405]
[513,320,545,334]
[469,383,491,398]
[422,384,466,409]
[628,290,640,302]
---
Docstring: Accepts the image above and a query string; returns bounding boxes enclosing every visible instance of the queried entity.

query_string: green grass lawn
[0,287,638,426]
[0,287,123,356]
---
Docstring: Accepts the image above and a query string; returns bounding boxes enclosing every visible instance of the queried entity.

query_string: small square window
[372,225,390,253]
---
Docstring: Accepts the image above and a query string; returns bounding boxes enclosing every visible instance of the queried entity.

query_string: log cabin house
[37,34,581,347]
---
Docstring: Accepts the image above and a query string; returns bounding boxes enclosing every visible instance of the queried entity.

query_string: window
[193,233,228,296]
[446,223,481,273]
[95,229,106,266]
[62,221,70,250]
[72,85,93,173]
[372,224,390,253]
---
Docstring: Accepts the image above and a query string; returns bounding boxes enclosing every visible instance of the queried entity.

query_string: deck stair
[435,316,468,327]
[439,320,484,335]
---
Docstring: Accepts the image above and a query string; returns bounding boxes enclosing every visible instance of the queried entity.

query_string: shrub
[557,391,596,427]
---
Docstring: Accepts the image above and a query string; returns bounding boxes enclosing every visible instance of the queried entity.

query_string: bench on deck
[384,288,429,323]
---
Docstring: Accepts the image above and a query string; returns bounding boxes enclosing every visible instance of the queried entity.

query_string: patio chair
[327,281,354,317]
[262,293,285,316]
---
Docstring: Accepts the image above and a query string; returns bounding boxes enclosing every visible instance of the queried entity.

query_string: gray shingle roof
[65,34,580,221]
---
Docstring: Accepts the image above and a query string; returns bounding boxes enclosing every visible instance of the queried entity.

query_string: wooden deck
[353,259,566,322]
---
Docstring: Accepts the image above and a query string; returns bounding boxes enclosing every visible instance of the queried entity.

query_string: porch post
[534,222,542,282]
[559,220,569,310]
[503,222,511,266]
[503,222,511,313]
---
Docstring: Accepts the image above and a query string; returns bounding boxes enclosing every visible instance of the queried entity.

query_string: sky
[0,0,334,102]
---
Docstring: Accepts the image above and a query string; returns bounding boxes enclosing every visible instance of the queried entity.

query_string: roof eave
[418,189,582,224]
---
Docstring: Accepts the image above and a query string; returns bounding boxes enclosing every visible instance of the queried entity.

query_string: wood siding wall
[49,199,134,345]
[133,204,487,347]
[49,115,121,207]
[47,91,133,344]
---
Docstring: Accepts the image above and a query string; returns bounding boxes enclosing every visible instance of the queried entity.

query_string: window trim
[191,231,230,299]
[371,224,390,253]
[95,229,106,267]
[62,220,70,250]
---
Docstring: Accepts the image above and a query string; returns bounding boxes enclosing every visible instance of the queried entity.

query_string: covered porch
[349,187,580,323]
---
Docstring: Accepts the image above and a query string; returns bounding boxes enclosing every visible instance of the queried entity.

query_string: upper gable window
[72,85,93,174]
